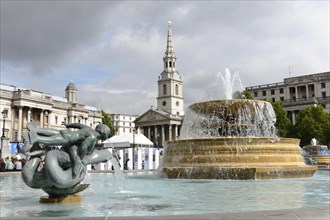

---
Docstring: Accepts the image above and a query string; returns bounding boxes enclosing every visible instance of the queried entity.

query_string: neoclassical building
[110,113,138,135]
[134,22,184,147]
[245,71,330,124]
[0,82,102,150]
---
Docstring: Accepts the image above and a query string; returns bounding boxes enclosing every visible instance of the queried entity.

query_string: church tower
[157,21,184,116]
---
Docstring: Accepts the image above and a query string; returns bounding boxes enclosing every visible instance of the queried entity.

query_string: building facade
[245,71,330,124]
[110,113,138,135]
[0,82,102,157]
[134,22,184,147]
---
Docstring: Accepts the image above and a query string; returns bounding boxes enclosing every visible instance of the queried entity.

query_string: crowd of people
[0,156,26,172]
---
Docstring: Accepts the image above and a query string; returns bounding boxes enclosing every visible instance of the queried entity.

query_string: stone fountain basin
[162,137,318,180]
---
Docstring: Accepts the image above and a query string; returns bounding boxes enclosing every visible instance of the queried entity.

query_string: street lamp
[132,129,136,149]
[1,109,8,158]
[2,109,8,138]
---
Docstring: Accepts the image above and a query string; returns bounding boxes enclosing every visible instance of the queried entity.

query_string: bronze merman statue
[21,121,113,200]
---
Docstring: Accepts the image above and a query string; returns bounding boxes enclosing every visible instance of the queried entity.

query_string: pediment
[135,109,170,124]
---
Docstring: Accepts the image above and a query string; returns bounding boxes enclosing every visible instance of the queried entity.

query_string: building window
[55,116,58,125]
[280,88,284,94]
[280,97,284,101]
[271,90,275,95]
[262,91,266,96]
[254,92,258,97]
[162,101,166,106]
[272,98,275,102]
[322,92,326,99]
[321,83,326,89]
[163,84,167,95]
[169,61,172,67]
[175,84,179,95]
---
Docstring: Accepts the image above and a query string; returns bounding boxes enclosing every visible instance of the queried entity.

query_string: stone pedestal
[39,195,82,204]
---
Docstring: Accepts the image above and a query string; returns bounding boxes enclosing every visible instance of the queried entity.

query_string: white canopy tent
[103,133,154,148]
[97,134,160,171]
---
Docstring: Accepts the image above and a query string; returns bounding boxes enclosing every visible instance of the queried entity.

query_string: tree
[294,105,330,146]
[271,101,293,137]
[232,90,254,99]
[101,110,116,138]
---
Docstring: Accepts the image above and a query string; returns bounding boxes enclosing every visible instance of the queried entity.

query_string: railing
[283,96,330,107]
[246,82,284,90]
[12,90,53,104]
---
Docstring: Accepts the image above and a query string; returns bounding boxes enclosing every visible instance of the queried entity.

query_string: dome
[65,81,77,91]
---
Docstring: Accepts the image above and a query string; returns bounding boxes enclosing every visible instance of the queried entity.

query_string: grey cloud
[1,1,114,74]
[1,1,328,115]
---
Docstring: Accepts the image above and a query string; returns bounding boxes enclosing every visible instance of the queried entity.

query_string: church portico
[135,109,181,147]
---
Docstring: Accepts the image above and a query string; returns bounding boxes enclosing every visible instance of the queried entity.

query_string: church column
[18,106,23,142]
[161,125,165,147]
[147,127,151,140]
[174,125,178,140]
[168,124,172,141]
[154,126,158,144]
[306,85,309,99]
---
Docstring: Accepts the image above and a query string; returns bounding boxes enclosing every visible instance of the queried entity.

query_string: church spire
[163,21,177,72]
[165,21,174,55]
[157,21,184,116]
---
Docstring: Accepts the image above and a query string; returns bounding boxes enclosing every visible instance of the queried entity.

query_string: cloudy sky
[1,1,329,115]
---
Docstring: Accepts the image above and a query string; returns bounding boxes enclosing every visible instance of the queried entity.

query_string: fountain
[162,69,317,179]
[302,138,330,168]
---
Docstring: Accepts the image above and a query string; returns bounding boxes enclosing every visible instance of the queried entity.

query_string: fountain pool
[1,171,329,218]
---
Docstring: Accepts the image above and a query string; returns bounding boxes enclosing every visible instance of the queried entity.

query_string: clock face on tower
[176,101,179,106]
[162,101,166,106]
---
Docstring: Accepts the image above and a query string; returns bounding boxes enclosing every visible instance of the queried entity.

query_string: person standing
[0,158,6,172]
[5,157,14,171]
[124,158,130,170]
[14,158,22,171]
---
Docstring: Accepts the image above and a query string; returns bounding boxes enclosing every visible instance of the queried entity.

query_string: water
[179,100,277,139]
[108,141,127,191]
[216,68,244,100]
[1,171,329,217]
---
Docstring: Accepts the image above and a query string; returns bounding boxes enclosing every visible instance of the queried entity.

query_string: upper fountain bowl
[179,99,277,139]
